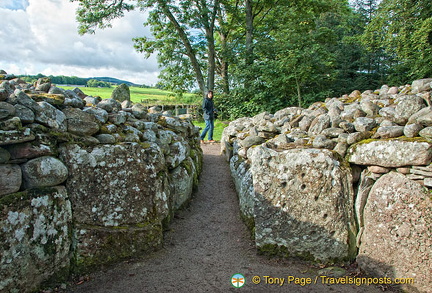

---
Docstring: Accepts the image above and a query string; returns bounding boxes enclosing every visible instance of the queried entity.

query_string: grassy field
[59,85,199,105]
[193,120,228,141]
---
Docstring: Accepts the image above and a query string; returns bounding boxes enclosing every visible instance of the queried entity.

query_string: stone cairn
[222,78,432,293]
[0,71,202,292]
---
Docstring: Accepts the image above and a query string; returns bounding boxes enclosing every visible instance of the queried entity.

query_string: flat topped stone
[348,138,432,167]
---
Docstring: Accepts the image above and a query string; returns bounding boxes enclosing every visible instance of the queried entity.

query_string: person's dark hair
[208,90,213,95]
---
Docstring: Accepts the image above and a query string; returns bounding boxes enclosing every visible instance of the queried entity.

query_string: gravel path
[67,143,393,293]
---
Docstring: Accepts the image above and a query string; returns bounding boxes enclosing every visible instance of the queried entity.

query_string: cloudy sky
[0,0,160,85]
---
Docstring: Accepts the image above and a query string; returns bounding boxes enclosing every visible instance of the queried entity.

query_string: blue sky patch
[0,0,29,11]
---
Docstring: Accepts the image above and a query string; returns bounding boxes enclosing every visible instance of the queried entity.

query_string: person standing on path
[200,90,216,143]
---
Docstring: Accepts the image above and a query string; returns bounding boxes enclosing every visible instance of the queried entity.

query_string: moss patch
[0,187,58,209]
[72,221,163,275]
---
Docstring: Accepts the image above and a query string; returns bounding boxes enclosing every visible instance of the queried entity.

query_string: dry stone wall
[0,72,202,293]
[222,78,432,293]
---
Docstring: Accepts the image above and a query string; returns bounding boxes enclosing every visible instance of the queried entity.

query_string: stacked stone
[0,71,202,293]
[222,78,432,293]
[222,78,432,184]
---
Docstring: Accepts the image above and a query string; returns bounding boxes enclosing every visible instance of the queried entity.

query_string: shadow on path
[67,143,388,293]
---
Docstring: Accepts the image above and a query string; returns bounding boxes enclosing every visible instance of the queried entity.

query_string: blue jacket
[202,97,214,120]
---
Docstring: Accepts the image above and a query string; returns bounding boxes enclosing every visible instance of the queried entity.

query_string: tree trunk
[219,31,230,94]
[245,0,254,66]
[207,28,216,92]
[295,76,302,107]
[158,0,206,94]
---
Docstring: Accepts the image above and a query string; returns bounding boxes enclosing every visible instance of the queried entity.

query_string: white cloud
[0,0,160,85]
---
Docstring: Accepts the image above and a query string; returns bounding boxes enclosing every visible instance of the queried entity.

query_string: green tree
[363,0,432,83]
[138,0,220,95]
[217,0,350,119]
[87,79,112,87]
[72,0,221,96]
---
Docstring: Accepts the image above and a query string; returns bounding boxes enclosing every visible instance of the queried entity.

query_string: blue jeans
[200,119,214,140]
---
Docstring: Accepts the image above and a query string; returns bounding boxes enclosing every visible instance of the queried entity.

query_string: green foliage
[86,79,112,88]
[71,0,432,119]
[362,0,432,83]
[18,74,88,85]
[71,0,134,35]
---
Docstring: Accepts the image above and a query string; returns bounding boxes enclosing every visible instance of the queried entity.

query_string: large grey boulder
[357,172,432,293]
[166,141,189,169]
[132,103,148,119]
[404,123,423,137]
[0,186,72,293]
[59,143,167,226]
[83,107,109,124]
[230,155,255,222]
[13,104,34,124]
[64,90,85,108]
[248,146,356,262]
[395,95,426,121]
[348,139,432,167]
[97,98,122,113]
[0,101,15,119]
[21,156,68,189]
[35,77,51,92]
[58,143,169,271]
[14,90,39,110]
[169,162,194,210]
[34,101,67,131]
[63,107,100,136]
[111,83,130,102]
[411,78,432,93]
[308,114,331,135]
[239,135,264,148]
[353,117,376,132]
[372,125,404,139]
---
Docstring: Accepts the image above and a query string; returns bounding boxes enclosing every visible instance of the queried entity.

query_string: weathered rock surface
[21,156,68,189]
[357,172,431,293]
[169,162,194,210]
[411,78,432,93]
[59,143,166,226]
[229,155,255,222]
[0,72,202,292]
[63,107,100,136]
[248,146,356,262]
[0,101,15,119]
[0,128,35,146]
[0,186,72,293]
[222,77,432,293]
[5,142,56,160]
[348,139,432,167]
[111,83,130,102]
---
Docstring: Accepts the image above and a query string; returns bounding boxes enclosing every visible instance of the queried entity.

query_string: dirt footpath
[67,143,393,293]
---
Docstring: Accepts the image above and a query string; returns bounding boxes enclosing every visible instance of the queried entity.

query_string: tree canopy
[71,0,432,119]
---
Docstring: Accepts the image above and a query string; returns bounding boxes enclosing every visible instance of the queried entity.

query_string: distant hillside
[90,77,139,86]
